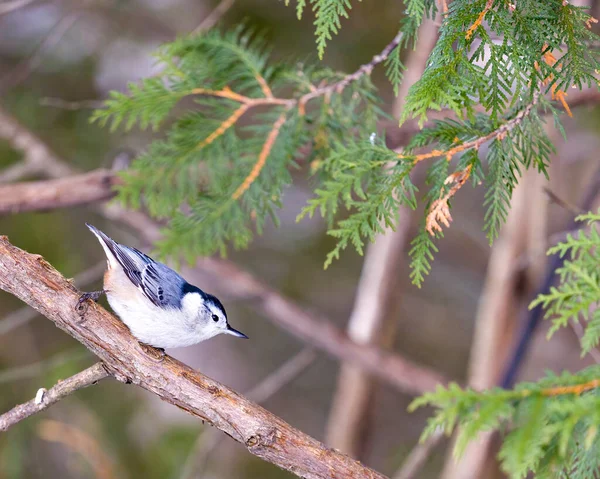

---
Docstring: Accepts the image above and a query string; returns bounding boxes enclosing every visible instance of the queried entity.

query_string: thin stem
[0,363,110,432]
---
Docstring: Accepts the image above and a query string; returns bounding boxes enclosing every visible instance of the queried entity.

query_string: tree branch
[0,106,74,180]
[0,169,119,214]
[0,362,109,431]
[0,236,386,479]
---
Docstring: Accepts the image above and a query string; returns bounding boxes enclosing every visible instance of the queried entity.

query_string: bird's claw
[75,290,106,320]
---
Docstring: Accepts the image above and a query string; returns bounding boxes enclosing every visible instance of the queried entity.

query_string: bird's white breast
[104,265,207,348]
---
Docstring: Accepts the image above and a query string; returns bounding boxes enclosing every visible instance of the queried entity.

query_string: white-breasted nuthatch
[79,223,247,349]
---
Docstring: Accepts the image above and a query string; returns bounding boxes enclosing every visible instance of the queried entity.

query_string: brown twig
[392,430,444,479]
[0,362,109,431]
[398,94,539,164]
[0,237,386,479]
[298,31,404,115]
[0,169,119,214]
[38,419,116,479]
[192,0,236,34]
[426,165,472,235]
[466,0,494,40]
[232,112,288,200]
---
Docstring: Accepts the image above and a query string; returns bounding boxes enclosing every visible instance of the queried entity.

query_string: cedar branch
[398,95,539,164]
[232,112,287,200]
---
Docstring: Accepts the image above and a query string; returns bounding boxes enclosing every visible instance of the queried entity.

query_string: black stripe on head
[204,293,227,319]
[181,283,227,318]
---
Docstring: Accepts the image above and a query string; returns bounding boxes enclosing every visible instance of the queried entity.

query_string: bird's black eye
[212,314,219,322]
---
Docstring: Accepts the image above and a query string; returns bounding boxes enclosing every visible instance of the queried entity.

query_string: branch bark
[0,169,119,214]
[0,362,109,431]
[0,236,386,479]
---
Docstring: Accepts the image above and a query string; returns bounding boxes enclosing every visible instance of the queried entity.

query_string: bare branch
[0,106,73,180]
[0,237,386,479]
[0,349,87,384]
[0,169,119,214]
[37,419,116,479]
[0,0,38,15]
[0,10,84,93]
[40,97,105,110]
[0,362,109,432]
[246,348,317,404]
[392,431,444,479]
[192,0,236,34]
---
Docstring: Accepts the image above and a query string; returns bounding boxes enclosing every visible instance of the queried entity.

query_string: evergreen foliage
[411,369,600,478]
[411,212,600,478]
[93,2,599,281]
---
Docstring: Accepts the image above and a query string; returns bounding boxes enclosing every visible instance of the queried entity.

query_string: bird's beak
[226,324,248,339]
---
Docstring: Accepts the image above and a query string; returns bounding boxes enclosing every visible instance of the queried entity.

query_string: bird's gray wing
[105,242,150,289]
[140,262,185,308]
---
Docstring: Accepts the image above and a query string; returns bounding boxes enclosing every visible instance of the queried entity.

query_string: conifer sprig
[411,369,600,478]
[92,27,401,261]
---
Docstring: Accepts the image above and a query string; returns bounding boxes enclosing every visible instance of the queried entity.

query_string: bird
[79,223,247,350]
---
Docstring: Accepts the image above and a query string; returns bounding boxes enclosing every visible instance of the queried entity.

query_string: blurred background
[2,1,600,478]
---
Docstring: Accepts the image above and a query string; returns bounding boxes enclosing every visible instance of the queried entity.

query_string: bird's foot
[138,343,166,363]
[75,290,106,321]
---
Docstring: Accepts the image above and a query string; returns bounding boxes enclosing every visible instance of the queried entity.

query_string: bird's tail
[86,223,120,269]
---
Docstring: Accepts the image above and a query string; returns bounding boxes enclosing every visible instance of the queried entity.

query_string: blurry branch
[40,97,105,110]
[0,348,88,384]
[0,261,106,335]
[192,0,236,34]
[0,238,386,479]
[0,108,448,396]
[543,186,584,216]
[325,16,438,458]
[0,106,73,181]
[0,169,119,214]
[441,169,549,479]
[392,430,444,479]
[0,0,38,15]
[0,362,109,431]
[180,348,317,479]
[0,9,84,94]
[245,348,317,404]
[38,419,116,479]
[501,166,600,389]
